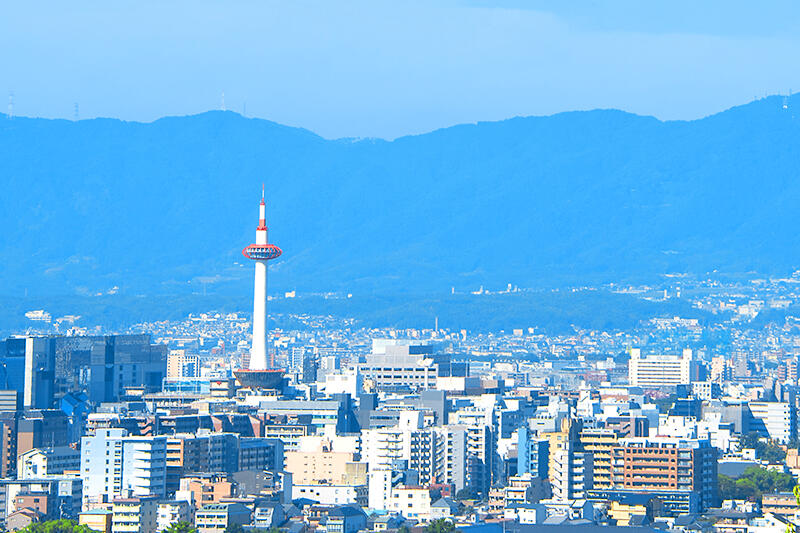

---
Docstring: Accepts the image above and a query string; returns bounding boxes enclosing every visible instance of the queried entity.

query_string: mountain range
[2,95,800,299]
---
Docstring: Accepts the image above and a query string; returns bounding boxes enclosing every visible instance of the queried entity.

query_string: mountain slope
[1,95,799,297]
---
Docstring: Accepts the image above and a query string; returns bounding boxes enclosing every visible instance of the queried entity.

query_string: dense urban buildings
[6,203,800,531]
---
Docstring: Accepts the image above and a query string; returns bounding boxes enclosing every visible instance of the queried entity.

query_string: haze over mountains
[1,95,800,299]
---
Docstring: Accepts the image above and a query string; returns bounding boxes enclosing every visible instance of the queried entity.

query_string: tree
[425,519,456,533]
[164,523,198,533]
[719,467,797,503]
[455,487,478,501]
[20,521,94,533]
[398,526,411,533]
[738,432,787,463]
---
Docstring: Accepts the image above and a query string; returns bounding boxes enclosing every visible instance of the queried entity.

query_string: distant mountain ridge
[1,95,799,297]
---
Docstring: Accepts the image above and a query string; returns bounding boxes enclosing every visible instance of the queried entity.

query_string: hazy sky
[2,0,800,139]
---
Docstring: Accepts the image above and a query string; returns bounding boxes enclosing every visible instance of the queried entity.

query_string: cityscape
[0,192,799,533]
[4,2,800,533]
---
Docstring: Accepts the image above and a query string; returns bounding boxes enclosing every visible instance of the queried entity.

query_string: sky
[2,0,800,139]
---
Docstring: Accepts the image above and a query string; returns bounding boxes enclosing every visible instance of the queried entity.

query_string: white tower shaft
[250,200,269,370]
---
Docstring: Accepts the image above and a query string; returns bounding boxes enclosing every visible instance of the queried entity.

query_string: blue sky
[2,0,799,139]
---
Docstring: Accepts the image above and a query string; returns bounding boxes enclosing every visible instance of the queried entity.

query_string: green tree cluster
[719,466,796,502]
[425,519,456,533]
[164,523,198,533]
[19,521,94,533]
[739,432,787,463]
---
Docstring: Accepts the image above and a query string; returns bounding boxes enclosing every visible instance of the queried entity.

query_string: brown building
[611,437,718,511]
[16,410,69,460]
[14,492,55,521]
[0,411,19,477]
[180,473,236,507]
[762,492,797,517]
[285,438,365,485]
[6,508,43,532]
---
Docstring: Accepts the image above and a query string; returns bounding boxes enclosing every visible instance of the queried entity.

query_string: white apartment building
[628,348,699,388]
[80,429,167,509]
[549,447,593,501]
[748,402,796,443]
[156,500,193,532]
[388,486,432,520]
[364,422,468,511]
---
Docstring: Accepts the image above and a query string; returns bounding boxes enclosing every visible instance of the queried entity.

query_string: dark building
[16,410,69,460]
[1,335,167,408]
[0,411,19,477]
[0,337,55,410]
[668,398,703,419]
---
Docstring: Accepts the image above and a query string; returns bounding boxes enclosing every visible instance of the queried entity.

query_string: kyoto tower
[235,188,285,390]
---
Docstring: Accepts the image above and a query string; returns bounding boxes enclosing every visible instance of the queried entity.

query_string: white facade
[322,368,363,397]
[156,500,193,532]
[749,402,795,443]
[292,483,367,506]
[628,348,698,388]
[388,486,431,520]
[80,429,167,509]
[550,448,593,501]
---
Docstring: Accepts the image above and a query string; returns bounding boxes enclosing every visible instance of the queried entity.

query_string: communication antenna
[221,91,226,111]
[7,93,13,119]
[74,102,79,121]
[243,101,247,117]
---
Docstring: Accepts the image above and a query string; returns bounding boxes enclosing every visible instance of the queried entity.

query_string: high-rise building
[610,437,718,511]
[1,335,167,406]
[579,428,618,490]
[80,428,167,509]
[546,418,593,501]
[628,348,699,388]
[517,425,549,479]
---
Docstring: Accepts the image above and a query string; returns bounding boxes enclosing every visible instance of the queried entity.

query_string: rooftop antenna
[7,93,13,119]
[221,91,226,111]
[73,102,79,121]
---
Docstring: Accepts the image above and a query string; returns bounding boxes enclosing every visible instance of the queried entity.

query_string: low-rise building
[388,486,431,520]
[156,500,193,532]
[195,502,251,533]
[324,505,367,533]
[111,496,158,533]
[79,509,113,533]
